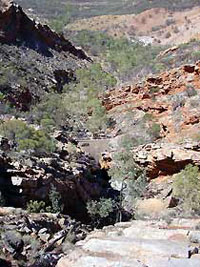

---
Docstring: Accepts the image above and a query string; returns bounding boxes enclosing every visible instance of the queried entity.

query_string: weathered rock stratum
[133,141,200,179]
[57,219,200,267]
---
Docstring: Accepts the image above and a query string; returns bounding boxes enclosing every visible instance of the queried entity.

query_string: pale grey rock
[189,231,200,243]
[11,176,23,186]
[83,238,189,258]
[145,257,200,267]
[57,255,144,267]
[57,219,200,267]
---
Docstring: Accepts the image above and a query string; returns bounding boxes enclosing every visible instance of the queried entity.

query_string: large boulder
[133,141,200,179]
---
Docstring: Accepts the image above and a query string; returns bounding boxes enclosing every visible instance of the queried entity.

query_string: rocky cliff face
[0,132,112,221]
[100,62,200,210]
[103,62,200,172]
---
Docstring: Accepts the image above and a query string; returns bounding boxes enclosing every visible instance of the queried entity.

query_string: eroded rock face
[133,141,200,179]
[0,132,112,220]
[102,62,200,142]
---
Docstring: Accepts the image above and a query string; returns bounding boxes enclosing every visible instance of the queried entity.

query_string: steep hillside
[15,0,200,21]
[0,0,91,111]
[103,62,200,143]
[67,7,200,46]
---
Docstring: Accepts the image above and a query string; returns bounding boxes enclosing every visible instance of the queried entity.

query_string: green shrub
[108,138,147,217]
[191,51,200,61]
[149,87,160,94]
[27,200,46,213]
[32,94,67,130]
[173,164,200,213]
[143,113,154,122]
[86,100,108,134]
[109,149,147,199]
[48,184,63,213]
[149,123,160,140]
[0,191,5,207]
[87,197,116,225]
[0,119,55,154]
[165,18,176,26]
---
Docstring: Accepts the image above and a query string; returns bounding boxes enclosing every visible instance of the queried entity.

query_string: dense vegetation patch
[0,119,55,154]
[30,63,116,137]
[71,30,164,81]
[173,164,200,215]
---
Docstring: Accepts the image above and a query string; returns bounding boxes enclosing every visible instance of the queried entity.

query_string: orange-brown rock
[102,62,200,142]
[99,151,112,170]
[133,141,200,179]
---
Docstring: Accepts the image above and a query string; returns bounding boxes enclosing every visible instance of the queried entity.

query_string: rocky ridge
[0,0,91,111]
[0,0,89,59]
[103,62,200,142]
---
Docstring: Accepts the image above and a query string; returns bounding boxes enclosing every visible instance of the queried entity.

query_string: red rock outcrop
[133,141,200,179]
[102,62,200,142]
[103,63,200,111]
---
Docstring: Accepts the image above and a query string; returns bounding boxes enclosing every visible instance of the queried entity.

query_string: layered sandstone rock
[57,219,200,267]
[103,63,200,112]
[133,141,200,179]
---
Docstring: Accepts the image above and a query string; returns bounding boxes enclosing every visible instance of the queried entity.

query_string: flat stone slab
[145,257,200,267]
[57,219,200,267]
[123,226,189,241]
[83,238,189,259]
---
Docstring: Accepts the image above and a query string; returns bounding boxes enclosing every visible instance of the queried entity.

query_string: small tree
[87,197,116,226]
[0,191,5,206]
[27,200,46,213]
[108,136,147,220]
[48,184,64,213]
[0,119,55,154]
[173,164,200,214]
